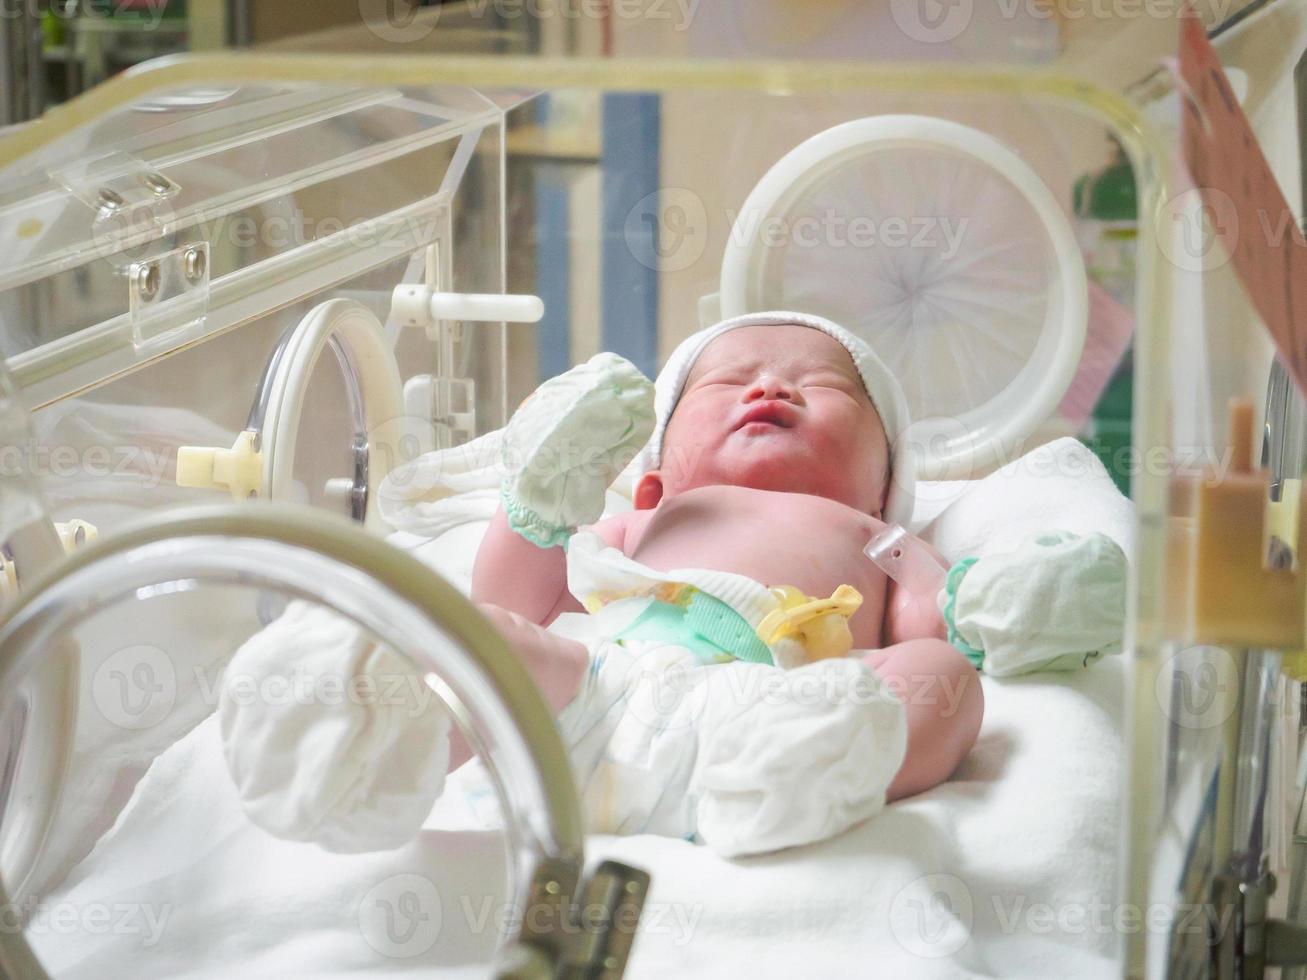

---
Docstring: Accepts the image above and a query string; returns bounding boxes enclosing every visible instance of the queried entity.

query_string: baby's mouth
[734,401,797,430]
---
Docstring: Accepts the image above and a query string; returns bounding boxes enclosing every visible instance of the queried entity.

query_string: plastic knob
[177,430,264,500]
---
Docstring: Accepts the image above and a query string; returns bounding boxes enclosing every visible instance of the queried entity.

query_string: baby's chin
[672,457,876,508]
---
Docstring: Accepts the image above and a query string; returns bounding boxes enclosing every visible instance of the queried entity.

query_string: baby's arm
[471,509,630,625]
[880,532,950,646]
[868,532,981,800]
[471,350,652,623]
[471,507,575,624]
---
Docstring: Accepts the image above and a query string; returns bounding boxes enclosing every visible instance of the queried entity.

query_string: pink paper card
[1179,10,1307,395]
[1060,280,1135,426]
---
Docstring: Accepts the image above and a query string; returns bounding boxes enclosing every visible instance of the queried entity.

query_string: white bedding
[30,436,1131,977]
[31,656,1123,979]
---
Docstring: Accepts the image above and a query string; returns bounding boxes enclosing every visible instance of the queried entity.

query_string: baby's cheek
[662,419,719,486]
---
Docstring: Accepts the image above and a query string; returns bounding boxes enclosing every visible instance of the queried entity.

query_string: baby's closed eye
[694,366,751,385]
[803,374,860,393]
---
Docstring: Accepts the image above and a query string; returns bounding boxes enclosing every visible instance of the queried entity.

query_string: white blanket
[32,654,1123,978]
[600,658,1124,978]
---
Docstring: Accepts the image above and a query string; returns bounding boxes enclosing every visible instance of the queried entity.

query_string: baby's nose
[745,375,800,403]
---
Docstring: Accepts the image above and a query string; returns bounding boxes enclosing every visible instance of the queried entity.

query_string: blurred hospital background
[2,0,1302,496]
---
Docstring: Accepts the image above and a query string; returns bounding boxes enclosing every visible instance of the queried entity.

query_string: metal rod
[1209,0,1280,40]
[1297,45,1306,239]
[230,0,254,47]
[0,0,43,126]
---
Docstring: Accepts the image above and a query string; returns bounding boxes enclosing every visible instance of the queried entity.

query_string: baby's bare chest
[625,488,887,645]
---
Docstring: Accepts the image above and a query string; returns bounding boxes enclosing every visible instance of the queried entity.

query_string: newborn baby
[470,312,983,833]
[221,311,987,858]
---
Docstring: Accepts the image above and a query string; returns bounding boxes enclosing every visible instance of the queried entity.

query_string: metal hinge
[1208,870,1271,979]
[495,858,650,979]
[1205,866,1307,975]
[127,242,211,351]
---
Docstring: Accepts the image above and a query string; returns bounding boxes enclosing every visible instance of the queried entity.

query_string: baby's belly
[626,486,887,648]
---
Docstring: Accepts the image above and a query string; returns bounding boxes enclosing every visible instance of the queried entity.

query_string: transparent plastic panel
[493,68,1157,974]
[22,247,506,539]
[0,81,504,411]
[0,362,52,560]
[0,85,498,288]
[1121,83,1293,977]
[472,58,1175,979]
[0,510,584,978]
[2,75,507,535]
[10,39,1277,980]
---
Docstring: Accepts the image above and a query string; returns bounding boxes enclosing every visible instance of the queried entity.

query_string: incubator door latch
[497,858,650,979]
[393,284,544,449]
[1176,399,1307,650]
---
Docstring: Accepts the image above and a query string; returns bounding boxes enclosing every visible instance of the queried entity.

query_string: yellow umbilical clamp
[757,584,864,664]
[177,430,263,500]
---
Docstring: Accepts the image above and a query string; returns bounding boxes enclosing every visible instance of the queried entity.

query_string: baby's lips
[733,401,798,430]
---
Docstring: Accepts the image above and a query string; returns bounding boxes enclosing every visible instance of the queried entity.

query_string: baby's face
[645,325,890,515]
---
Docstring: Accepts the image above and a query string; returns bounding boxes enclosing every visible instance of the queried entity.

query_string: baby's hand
[500,353,654,548]
[886,582,949,644]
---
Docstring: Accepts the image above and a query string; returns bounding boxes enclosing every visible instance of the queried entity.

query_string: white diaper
[552,608,907,856]
[565,529,778,648]
[547,535,908,856]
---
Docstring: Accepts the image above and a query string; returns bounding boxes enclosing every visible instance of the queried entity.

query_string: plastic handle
[865,524,947,597]
[428,292,544,324]
[391,287,545,328]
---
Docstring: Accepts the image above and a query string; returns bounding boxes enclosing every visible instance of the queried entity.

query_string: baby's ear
[633,472,665,510]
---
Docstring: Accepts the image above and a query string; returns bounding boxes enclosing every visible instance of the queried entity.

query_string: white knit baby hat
[640,311,916,526]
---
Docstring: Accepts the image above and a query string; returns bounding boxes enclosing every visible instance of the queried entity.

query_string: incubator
[0,3,1303,976]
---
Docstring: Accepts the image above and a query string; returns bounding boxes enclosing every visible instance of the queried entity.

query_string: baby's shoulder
[588,510,650,554]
